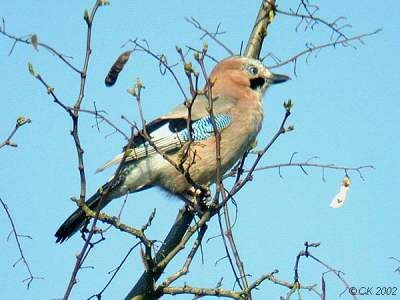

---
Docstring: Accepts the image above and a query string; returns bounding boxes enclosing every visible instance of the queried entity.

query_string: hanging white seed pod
[329,176,351,208]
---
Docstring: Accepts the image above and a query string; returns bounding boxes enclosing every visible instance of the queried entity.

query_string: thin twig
[0,20,80,73]
[62,2,112,298]
[245,269,318,297]
[158,225,207,288]
[72,198,152,246]
[77,107,129,140]
[185,45,219,63]
[389,257,400,274]
[126,39,188,100]
[267,30,381,73]
[0,197,43,288]
[195,48,224,203]
[0,117,31,149]
[186,17,234,56]
[276,5,349,40]
[223,201,249,292]
[64,125,137,299]
[35,75,71,112]
[294,241,357,300]
[217,211,243,290]
[237,161,374,181]
[87,242,141,299]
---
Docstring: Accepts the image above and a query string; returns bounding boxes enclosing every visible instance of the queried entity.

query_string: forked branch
[0,198,43,288]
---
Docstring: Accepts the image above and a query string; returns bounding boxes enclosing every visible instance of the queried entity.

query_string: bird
[55,55,289,243]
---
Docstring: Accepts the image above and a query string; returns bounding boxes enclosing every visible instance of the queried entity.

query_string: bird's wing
[96,95,235,173]
[160,95,235,120]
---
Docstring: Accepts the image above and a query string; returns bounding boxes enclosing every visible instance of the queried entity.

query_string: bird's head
[209,56,289,100]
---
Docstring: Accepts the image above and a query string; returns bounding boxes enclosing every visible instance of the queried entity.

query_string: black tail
[55,187,109,243]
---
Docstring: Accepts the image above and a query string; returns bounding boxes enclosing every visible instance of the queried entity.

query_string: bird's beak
[268,73,290,84]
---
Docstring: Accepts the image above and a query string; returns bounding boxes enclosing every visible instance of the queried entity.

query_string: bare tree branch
[25,2,120,298]
[267,30,381,75]
[125,39,188,100]
[161,285,242,299]
[222,201,249,292]
[0,117,31,149]
[275,3,350,40]
[157,225,207,289]
[125,207,195,299]
[293,241,357,300]
[217,211,243,290]
[76,107,130,141]
[226,156,374,181]
[186,17,234,56]
[0,197,43,288]
[88,242,141,299]
[0,18,80,73]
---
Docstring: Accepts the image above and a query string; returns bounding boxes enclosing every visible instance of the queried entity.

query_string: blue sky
[1,1,399,299]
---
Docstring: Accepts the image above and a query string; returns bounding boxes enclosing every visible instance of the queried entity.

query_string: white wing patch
[95,122,184,173]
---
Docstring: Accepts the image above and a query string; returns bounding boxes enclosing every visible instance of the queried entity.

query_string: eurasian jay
[55,56,289,243]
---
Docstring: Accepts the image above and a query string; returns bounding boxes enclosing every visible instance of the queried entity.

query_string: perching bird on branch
[55,56,289,243]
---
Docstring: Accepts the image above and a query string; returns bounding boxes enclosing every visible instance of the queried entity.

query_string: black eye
[248,66,258,76]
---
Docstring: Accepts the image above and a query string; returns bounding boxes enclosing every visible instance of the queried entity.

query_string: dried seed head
[105,51,133,87]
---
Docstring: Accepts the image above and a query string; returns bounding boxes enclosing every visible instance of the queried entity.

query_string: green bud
[83,9,90,24]
[136,78,144,90]
[16,116,31,127]
[193,51,201,62]
[285,125,295,132]
[283,99,293,112]
[28,62,37,77]
[184,62,194,74]
[127,87,136,97]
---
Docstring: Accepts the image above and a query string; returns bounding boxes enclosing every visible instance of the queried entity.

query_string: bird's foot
[182,186,210,213]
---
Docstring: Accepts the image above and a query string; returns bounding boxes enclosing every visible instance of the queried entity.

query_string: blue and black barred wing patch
[96,114,232,172]
[179,114,232,141]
